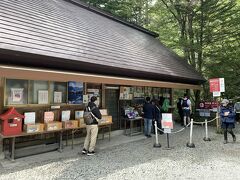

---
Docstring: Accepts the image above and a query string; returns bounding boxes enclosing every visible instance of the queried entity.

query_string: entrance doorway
[105,88,119,130]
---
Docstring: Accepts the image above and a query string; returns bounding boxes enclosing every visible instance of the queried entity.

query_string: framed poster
[11,88,24,104]
[75,110,84,119]
[24,112,36,124]
[68,81,83,104]
[54,91,62,103]
[61,110,71,121]
[44,111,54,123]
[38,90,48,104]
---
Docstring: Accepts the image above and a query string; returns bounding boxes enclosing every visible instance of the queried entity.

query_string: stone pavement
[0,124,240,180]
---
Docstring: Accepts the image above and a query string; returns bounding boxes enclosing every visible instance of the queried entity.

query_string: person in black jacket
[143,97,155,138]
[153,99,163,134]
[177,98,184,126]
[82,96,102,156]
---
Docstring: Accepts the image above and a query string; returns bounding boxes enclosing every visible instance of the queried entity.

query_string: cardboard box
[24,123,44,133]
[45,121,62,131]
[99,116,112,125]
[62,120,78,129]
[78,118,86,128]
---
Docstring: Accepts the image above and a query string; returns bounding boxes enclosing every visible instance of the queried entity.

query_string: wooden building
[0,0,205,159]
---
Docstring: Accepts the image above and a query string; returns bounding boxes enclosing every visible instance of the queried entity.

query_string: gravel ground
[0,124,240,180]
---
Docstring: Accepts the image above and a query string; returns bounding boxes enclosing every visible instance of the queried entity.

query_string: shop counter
[0,129,64,161]
[0,123,112,161]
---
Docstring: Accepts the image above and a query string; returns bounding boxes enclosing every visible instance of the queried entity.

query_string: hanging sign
[209,78,225,92]
[213,91,221,97]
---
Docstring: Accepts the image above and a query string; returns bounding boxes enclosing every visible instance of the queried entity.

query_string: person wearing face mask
[220,99,236,144]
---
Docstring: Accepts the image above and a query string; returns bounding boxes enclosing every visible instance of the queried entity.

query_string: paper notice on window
[11,88,24,103]
[38,90,48,104]
[54,91,62,103]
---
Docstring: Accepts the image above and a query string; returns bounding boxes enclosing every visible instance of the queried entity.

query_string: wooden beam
[0,65,202,90]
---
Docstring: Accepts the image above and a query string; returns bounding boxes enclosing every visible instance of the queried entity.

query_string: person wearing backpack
[181,94,191,126]
[177,98,184,126]
[82,96,102,156]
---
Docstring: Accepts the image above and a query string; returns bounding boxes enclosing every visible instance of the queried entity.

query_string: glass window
[6,79,28,105]
[29,80,49,104]
[50,82,67,104]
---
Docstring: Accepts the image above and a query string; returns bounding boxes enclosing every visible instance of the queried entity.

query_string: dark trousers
[236,113,240,122]
[223,128,235,140]
[178,110,184,125]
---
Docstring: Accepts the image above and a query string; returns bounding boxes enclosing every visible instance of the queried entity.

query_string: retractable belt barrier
[153,116,219,149]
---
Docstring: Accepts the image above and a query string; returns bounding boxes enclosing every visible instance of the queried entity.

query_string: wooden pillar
[101,84,106,108]
[0,77,5,159]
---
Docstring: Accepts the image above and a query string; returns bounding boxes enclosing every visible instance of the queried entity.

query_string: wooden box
[45,121,62,131]
[78,118,86,128]
[24,123,44,133]
[99,116,112,125]
[62,120,78,129]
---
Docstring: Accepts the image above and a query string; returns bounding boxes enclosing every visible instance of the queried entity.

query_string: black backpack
[182,99,189,108]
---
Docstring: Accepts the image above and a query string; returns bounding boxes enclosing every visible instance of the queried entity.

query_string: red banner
[209,78,220,92]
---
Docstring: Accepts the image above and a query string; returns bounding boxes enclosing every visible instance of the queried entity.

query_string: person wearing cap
[82,96,102,155]
[220,99,236,144]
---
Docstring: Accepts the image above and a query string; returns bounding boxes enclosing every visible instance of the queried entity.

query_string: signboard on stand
[162,113,173,133]
[209,78,225,92]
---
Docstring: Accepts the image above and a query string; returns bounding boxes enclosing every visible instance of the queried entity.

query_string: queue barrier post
[187,118,195,148]
[153,121,161,148]
[203,119,211,141]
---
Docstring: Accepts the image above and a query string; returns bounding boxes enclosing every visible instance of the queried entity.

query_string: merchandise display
[24,123,44,133]
[44,111,54,123]
[99,116,112,125]
[45,121,62,131]
[100,109,108,116]
[61,110,71,121]
[75,110,84,119]
[62,120,78,129]
[78,118,86,128]
[24,112,36,124]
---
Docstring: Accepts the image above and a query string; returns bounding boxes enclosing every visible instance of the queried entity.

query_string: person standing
[177,98,184,126]
[234,101,240,124]
[181,94,191,126]
[143,97,155,138]
[220,99,236,144]
[154,99,163,134]
[82,96,102,156]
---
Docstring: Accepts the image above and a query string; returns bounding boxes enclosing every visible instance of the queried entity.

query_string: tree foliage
[81,0,240,100]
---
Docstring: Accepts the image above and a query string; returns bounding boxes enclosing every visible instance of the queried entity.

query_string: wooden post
[216,97,221,133]
[101,84,106,109]
[0,77,5,159]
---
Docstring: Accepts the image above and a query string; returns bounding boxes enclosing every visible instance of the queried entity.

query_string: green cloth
[162,98,170,112]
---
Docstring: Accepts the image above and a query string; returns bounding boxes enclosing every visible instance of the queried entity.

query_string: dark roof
[0,0,205,85]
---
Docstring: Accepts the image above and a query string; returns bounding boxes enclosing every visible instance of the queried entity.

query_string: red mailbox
[0,107,24,136]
